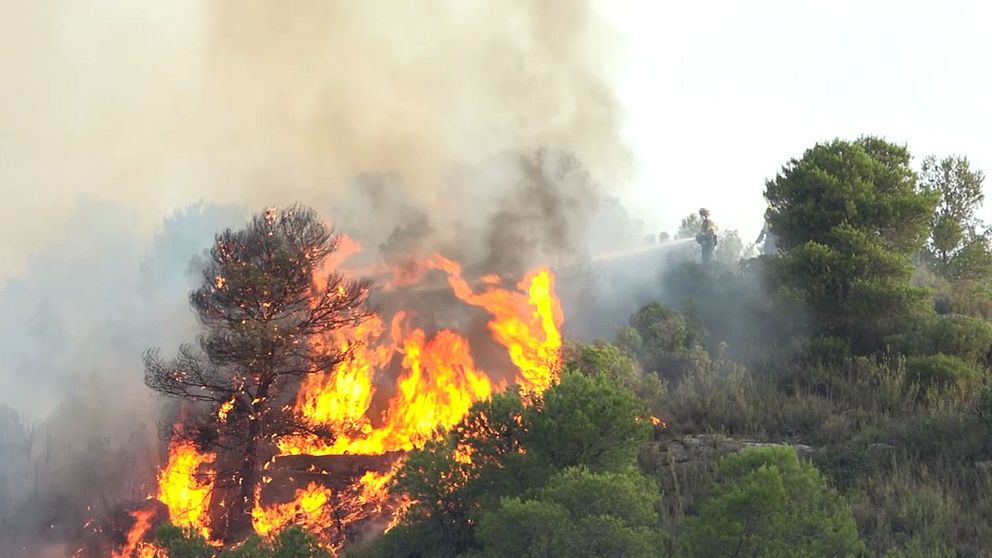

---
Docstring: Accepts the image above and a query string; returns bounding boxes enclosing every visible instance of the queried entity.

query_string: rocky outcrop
[641,433,814,469]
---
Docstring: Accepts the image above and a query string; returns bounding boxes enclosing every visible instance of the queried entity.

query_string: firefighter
[754,221,777,256]
[696,208,718,265]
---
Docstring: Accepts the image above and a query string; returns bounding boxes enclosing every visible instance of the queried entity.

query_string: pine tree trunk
[225,383,269,542]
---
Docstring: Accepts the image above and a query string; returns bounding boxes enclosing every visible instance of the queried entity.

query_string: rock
[644,434,818,471]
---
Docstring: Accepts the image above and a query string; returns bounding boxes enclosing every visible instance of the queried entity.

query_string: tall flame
[427,255,563,393]
[157,440,215,540]
[149,247,563,554]
[113,509,160,558]
[279,253,561,457]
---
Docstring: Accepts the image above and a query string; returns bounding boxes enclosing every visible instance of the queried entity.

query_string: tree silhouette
[145,205,374,540]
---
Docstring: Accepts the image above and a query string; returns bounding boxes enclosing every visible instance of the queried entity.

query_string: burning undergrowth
[96,216,565,557]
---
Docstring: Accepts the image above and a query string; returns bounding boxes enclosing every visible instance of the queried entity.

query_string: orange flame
[113,508,160,558]
[157,440,215,540]
[427,255,563,394]
[278,312,495,456]
[282,254,562,457]
[252,482,334,539]
[150,247,563,554]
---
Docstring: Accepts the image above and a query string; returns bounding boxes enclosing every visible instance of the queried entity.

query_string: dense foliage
[764,137,939,350]
[350,372,656,558]
[680,446,862,558]
[156,138,992,557]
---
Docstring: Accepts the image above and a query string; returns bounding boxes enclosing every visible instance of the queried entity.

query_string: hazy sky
[605,0,992,243]
[2,1,991,279]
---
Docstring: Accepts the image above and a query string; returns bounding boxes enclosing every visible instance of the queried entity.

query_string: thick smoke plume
[0,0,629,278]
[0,1,652,554]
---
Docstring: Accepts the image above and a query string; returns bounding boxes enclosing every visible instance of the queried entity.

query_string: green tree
[920,155,985,266]
[525,372,651,472]
[476,468,663,558]
[144,206,375,539]
[372,373,651,557]
[680,446,862,558]
[619,302,710,379]
[391,391,536,554]
[764,137,938,350]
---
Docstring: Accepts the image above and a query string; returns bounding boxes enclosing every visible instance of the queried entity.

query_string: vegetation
[144,206,375,539]
[154,138,992,557]
[680,446,862,558]
[350,372,657,558]
[155,525,329,558]
[764,137,938,350]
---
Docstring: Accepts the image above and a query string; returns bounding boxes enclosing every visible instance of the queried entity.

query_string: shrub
[154,525,329,558]
[679,446,863,558]
[621,302,711,380]
[977,386,992,429]
[374,372,652,558]
[565,341,666,414]
[476,468,662,558]
[154,524,214,558]
[664,360,758,435]
[926,314,992,365]
[847,464,992,558]
[905,354,979,392]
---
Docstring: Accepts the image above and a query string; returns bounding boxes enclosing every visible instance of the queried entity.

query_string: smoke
[197,1,628,206]
[0,1,648,553]
[0,0,630,279]
[0,200,243,555]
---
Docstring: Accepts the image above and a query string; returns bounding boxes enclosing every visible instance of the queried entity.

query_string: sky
[2,1,991,279]
[604,0,992,244]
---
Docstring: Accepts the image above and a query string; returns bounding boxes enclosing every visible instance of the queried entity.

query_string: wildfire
[157,440,215,540]
[148,248,564,554]
[113,509,160,558]
[217,398,236,423]
[252,482,334,539]
[427,255,563,394]
[278,254,561,457]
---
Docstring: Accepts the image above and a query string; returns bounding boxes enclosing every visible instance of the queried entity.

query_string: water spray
[589,237,695,263]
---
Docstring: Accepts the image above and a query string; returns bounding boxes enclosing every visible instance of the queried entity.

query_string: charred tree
[144,205,374,541]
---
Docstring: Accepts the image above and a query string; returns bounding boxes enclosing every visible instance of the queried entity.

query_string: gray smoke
[0,201,243,555]
[0,1,656,554]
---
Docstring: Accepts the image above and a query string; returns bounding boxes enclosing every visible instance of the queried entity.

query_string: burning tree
[144,205,374,541]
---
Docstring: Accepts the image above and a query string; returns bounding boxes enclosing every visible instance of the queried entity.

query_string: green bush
[565,341,666,414]
[977,386,992,429]
[154,524,214,558]
[905,354,979,392]
[475,468,663,558]
[797,336,852,367]
[525,372,651,472]
[664,360,758,435]
[372,372,652,558]
[927,314,992,365]
[621,302,711,380]
[679,446,863,558]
